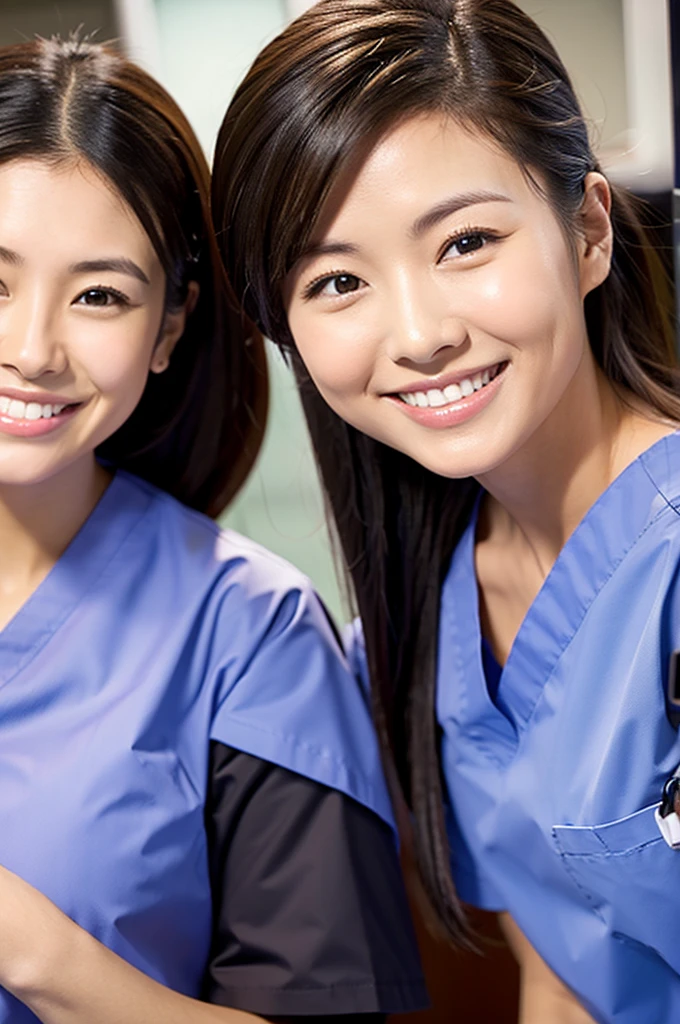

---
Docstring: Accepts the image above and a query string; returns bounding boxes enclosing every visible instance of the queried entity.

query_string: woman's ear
[150,281,200,374]
[578,172,613,299]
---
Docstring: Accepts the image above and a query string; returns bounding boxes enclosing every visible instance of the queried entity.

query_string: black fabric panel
[202,742,428,1017]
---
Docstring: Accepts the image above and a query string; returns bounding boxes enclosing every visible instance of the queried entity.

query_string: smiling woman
[0,33,426,1024]
[0,159,171,470]
[283,115,610,480]
[0,37,265,514]
[212,1,680,1022]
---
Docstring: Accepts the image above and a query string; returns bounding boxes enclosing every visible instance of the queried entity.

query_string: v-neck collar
[438,431,680,764]
[0,471,153,690]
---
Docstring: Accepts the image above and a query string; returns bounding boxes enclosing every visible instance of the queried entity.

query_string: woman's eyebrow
[410,190,512,238]
[0,245,23,266]
[297,240,360,263]
[296,190,512,265]
[0,248,151,285]
[69,257,151,285]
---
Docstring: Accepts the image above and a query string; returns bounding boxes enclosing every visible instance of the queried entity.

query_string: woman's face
[0,159,182,488]
[285,115,610,479]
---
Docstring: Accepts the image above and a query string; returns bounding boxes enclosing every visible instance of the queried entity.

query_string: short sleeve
[202,742,428,1018]
[207,548,395,828]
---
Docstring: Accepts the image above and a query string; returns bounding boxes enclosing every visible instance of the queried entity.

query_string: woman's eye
[442,231,491,259]
[305,272,365,300]
[75,287,128,308]
[329,274,361,295]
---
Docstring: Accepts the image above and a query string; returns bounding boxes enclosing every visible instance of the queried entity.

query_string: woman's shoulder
[638,429,680,522]
[118,469,315,599]
[118,472,394,824]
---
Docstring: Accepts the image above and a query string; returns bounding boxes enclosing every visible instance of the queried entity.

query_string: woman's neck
[0,458,112,590]
[476,359,676,578]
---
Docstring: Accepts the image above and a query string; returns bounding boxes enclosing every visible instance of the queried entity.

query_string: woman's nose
[384,276,468,365]
[0,295,67,380]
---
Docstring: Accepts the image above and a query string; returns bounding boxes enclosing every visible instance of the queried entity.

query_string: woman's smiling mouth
[386,361,508,428]
[396,361,506,409]
[0,391,82,437]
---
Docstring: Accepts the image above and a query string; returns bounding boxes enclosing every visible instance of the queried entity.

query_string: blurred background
[0,1,674,1020]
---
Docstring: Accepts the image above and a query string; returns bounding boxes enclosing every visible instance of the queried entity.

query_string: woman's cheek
[467,256,566,355]
[473,263,538,337]
[73,320,157,394]
[297,315,378,398]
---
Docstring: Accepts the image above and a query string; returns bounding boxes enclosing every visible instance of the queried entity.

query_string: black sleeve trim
[202,742,428,1016]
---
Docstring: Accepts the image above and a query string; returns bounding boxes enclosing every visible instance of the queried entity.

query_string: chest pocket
[552,804,680,973]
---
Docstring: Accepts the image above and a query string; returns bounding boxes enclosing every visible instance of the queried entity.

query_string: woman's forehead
[0,158,162,279]
[309,115,531,238]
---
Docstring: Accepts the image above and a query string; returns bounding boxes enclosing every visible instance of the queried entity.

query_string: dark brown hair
[212,0,677,941]
[0,35,267,516]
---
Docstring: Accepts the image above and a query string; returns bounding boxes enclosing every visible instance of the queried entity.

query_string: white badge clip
[655,769,680,849]
[655,806,680,848]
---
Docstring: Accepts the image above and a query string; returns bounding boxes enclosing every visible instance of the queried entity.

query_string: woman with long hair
[0,34,426,1024]
[213,1,679,1020]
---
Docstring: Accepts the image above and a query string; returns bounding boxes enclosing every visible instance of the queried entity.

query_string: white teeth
[398,364,500,409]
[0,397,69,421]
[444,383,462,402]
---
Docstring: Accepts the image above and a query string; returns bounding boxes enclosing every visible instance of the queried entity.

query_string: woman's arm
[203,744,423,1017]
[0,863,388,1024]
[0,794,393,1024]
[499,913,597,1024]
[0,863,264,1024]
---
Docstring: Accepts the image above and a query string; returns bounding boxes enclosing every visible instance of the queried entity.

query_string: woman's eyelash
[302,271,359,301]
[74,285,131,308]
[301,226,501,299]
[439,226,501,260]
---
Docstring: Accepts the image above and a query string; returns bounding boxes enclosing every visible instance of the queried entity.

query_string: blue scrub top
[0,471,394,1024]
[436,432,680,1023]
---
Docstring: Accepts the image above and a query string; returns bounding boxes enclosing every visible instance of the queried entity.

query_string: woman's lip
[0,387,79,405]
[385,361,507,428]
[0,404,80,438]
[391,361,504,395]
